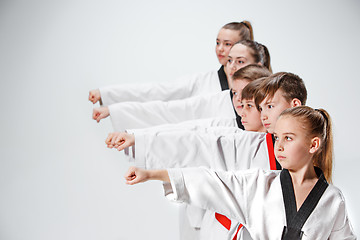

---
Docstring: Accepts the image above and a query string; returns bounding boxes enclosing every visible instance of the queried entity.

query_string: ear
[290,98,302,107]
[309,137,321,154]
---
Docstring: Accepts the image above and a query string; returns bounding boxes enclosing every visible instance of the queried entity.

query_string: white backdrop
[0,0,359,239]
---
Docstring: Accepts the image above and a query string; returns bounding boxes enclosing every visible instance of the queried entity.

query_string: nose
[276,140,284,151]
[240,106,246,117]
[240,110,245,117]
[261,111,268,121]
[231,62,237,70]
[218,43,224,52]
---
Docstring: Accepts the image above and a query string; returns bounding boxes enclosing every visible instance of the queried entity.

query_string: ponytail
[313,109,333,183]
[257,43,272,73]
[222,20,254,41]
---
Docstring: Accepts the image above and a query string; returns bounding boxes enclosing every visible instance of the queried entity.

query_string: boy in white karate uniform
[107,72,307,239]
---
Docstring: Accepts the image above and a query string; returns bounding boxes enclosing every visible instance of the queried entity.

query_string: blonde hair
[280,106,333,182]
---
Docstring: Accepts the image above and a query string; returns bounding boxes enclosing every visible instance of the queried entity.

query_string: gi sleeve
[99,70,221,106]
[131,126,268,171]
[107,90,235,132]
[166,168,270,224]
[329,195,357,239]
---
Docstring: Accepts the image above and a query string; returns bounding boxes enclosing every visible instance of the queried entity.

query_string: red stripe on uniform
[215,212,231,230]
[232,223,244,240]
[266,133,276,170]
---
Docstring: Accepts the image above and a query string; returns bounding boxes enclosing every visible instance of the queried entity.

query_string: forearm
[148,169,170,183]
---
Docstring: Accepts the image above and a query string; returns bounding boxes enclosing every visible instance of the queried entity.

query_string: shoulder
[324,184,347,204]
[231,168,281,182]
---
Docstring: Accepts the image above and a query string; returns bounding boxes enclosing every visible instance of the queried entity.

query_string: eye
[216,41,220,45]
[274,135,279,141]
[285,136,292,141]
[228,59,232,63]
[225,43,232,46]
[232,91,237,96]
[237,60,245,64]
[259,107,263,112]
[267,104,273,109]
[247,104,253,108]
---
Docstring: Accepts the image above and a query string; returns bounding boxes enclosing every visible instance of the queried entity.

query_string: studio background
[0,0,359,239]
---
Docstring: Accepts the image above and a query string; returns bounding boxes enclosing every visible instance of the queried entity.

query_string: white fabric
[166,168,357,240]
[108,90,236,131]
[128,128,274,239]
[131,127,269,171]
[99,69,222,106]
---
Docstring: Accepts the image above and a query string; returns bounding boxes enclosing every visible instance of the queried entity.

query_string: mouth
[263,123,270,128]
[276,155,286,160]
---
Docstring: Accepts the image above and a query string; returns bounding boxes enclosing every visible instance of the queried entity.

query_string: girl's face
[240,99,265,132]
[273,116,313,171]
[225,44,256,80]
[215,28,241,66]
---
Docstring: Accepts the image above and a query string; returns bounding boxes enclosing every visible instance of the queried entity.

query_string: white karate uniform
[126,128,278,239]
[165,167,357,240]
[99,68,224,106]
[108,90,236,131]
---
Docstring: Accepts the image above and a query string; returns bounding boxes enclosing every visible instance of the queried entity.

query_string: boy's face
[259,89,292,134]
[240,98,265,132]
[231,79,250,115]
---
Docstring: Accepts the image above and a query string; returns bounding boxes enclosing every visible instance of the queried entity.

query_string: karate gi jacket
[165,167,356,240]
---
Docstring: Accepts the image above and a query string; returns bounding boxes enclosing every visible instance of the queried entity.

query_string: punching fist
[105,132,135,151]
[124,166,170,185]
[92,107,109,122]
[89,89,101,104]
[124,166,150,185]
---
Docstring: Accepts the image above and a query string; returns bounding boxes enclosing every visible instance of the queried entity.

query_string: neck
[257,126,267,133]
[223,65,231,85]
[288,162,318,186]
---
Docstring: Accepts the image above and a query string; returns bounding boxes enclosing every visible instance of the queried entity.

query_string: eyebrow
[228,55,247,60]
[216,39,234,43]
[283,132,296,136]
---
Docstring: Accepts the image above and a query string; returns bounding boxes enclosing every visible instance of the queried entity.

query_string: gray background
[0,0,359,239]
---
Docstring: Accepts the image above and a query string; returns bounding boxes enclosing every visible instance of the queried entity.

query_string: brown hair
[222,21,254,41]
[235,40,272,72]
[241,77,267,101]
[279,106,333,182]
[232,64,271,82]
[254,72,307,110]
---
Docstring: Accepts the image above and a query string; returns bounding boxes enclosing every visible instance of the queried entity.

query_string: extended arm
[96,70,220,106]
[106,90,235,131]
